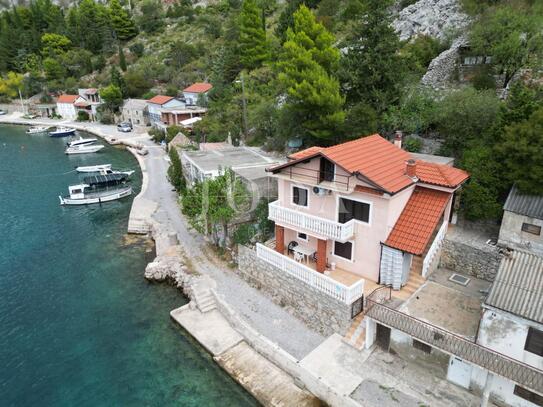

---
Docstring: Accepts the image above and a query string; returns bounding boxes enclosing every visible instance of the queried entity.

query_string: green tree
[110,66,127,97]
[0,71,23,98]
[137,0,164,34]
[168,146,186,192]
[470,5,543,89]
[277,5,344,143]
[109,0,137,41]
[40,33,72,57]
[498,108,543,194]
[275,0,320,43]
[43,57,65,80]
[239,0,269,70]
[340,0,404,112]
[119,46,127,71]
[124,70,152,97]
[100,84,123,111]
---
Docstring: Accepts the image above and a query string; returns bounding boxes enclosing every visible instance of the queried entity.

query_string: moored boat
[76,164,112,173]
[59,173,132,205]
[26,126,49,134]
[65,144,104,154]
[67,137,97,147]
[49,127,76,137]
[98,168,135,177]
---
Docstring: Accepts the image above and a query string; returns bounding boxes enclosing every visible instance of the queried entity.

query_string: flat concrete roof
[410,152,455,166]
[401,269,491,339]
[181,147,279,174]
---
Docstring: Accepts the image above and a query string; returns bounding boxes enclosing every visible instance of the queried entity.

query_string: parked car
[117,122,132,132]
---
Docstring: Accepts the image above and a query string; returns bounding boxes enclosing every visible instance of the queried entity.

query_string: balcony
[268,200,355,242]
[256,243,364,304]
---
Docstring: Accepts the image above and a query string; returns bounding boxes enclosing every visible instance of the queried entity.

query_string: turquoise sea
[0,125,257,407]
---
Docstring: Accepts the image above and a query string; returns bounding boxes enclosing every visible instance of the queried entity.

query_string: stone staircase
[127,218,150,234]
[394,272,425,301]
[192,287,216,313]
[343,313,366,350]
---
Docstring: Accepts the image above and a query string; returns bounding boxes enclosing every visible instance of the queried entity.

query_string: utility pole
[239,71,248,144]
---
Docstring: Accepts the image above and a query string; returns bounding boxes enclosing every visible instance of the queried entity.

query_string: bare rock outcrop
[394,0,471,41]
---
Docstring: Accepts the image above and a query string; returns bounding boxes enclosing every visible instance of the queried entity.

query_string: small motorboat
[98,168,135,177]
[59,173,132,205]
[65,144,104,154]
[76,164,112,173]
[49,127,76,137]
[26,126,49,134]
[67,137,97,147]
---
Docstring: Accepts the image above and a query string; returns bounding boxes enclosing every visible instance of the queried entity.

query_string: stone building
[499,185,543,256]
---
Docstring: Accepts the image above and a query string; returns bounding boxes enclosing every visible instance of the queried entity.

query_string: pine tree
[109,0,137,41]
[239,0,269,70]
[168,147,186,192]
[110,66,127,97]
[277,5,344,143]
[340,0,404,113]
[119,46,127,71]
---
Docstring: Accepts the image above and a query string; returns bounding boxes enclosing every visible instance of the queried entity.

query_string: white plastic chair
[294,251,304,263]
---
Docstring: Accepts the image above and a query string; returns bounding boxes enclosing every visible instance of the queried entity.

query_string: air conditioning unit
[312,186,329,196]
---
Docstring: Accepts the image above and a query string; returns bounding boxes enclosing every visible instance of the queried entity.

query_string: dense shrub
[77,110,90,121]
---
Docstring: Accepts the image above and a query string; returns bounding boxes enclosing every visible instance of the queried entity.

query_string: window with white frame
[292,186,308,207]
[334,240,353,260]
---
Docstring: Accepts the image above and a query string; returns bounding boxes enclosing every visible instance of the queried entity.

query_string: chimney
[394,131,403,149]
[406,159,417,179]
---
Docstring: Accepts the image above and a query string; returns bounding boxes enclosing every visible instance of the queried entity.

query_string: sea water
[0,125,257,407]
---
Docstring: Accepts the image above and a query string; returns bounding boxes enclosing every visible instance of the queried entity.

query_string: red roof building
[57,94,80,104]
[183,83,213,94]
[147,95,175,105]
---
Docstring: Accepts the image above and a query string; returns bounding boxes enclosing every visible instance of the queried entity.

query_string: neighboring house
[146,95,185,126]
[77,88,102,120]
[472,250,543,407]
[121,98,149,126]
[180,146,281,202]
[261,134,469,288]
[183,82,212,106]
[498,185,543,256]
[56,94,85,120]
[161,105,206,126]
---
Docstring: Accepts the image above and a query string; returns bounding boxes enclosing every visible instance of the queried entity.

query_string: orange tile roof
[183,82,213,93]
[148,95,174,105]
[57,94,79,104]
[385,187,451,255]
[415,161,469,188]
[272,135,470,193]
[354,185,384,196]
[288,146,324,160]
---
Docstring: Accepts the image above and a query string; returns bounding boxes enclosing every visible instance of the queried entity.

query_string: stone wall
[440,237,502,282]
[237,245,354,337]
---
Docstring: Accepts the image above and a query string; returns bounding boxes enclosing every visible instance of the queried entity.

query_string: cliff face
[393,0,471,41]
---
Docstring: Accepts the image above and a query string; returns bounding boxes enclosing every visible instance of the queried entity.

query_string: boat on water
[49,127,76,137]
[76,164,112,173]
[65,144,104,155]
[67,137,97,147]
[26,126,49,134]
[59,173,132,205]
[98,168,135,177]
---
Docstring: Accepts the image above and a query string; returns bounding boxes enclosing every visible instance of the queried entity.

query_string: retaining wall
[237,245,353,336]
[440,238,502,282]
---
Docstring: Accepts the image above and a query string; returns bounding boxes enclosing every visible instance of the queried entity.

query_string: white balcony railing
[256,243,364,304]
[268,201,355,242]
[422,221,448,278]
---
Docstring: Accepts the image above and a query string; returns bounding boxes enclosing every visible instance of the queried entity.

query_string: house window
[525,328,543,356]
[412,339,432,354]
[319,157,335,182]
[292,186,308,207]
[514,385,543,406]
[298,232,308,241]
[338,198,370,224]
[522,223,541,236]
[334,241,353,261]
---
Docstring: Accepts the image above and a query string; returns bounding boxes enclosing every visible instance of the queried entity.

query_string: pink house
[257,134,469,301]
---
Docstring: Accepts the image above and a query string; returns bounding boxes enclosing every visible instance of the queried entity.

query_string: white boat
[59,185,132,205]
[98,168,135,177]
[65,144,104,155]
[76,164,112,173]
[59,173,132,205]
[67,137,97,147]
[49,127,76,137]
[26,126,49,134]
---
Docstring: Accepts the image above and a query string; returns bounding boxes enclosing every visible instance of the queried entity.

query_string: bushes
[403,137,422,152]
[149,127,165,143]
[77,110,90,121]
[166,125,181,143]
[233,224,257,245]
[167,147,186,192]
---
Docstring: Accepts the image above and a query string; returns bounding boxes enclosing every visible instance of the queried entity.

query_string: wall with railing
[268,200,355,242]
[365,288,543,394]
[256,243,364,304]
